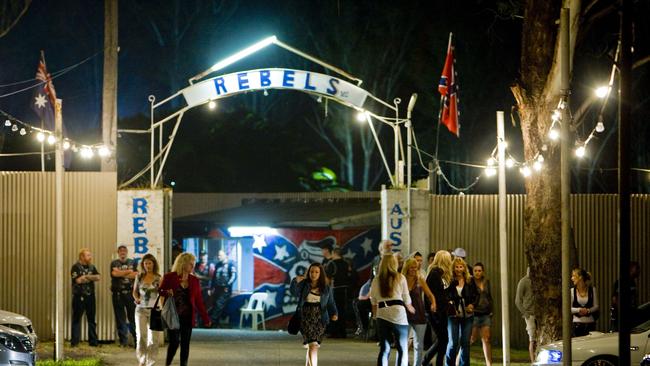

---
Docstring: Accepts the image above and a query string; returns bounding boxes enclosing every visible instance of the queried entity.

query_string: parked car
[641,353,650,366]
[0,324,36,366]
[0,309,38,346]
[534,318,650,366]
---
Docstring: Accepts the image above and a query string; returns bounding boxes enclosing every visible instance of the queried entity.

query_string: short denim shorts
[473,314,492,327]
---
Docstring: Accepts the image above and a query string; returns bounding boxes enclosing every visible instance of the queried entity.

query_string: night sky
[1,0,648,193]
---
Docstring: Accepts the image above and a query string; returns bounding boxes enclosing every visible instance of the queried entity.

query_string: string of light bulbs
[1,109,113,159]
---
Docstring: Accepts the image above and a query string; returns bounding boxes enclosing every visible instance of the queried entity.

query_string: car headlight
[0,333,19,351]
[536,349,563,364]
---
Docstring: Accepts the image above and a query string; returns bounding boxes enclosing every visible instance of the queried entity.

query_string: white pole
[497,111,510,365]
[406,93,418,254]
[54,99,64,360]
[394,124,399,187]
[150,96,155,189]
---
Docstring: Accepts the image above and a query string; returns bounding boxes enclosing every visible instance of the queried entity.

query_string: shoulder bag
[149,295,165,331]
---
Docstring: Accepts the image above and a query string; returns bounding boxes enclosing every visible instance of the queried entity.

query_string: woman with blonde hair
[422,250,453,366]
[445,257,478,366]
[402,257,436,366]
[133,253,162,366]
[159,252,211,366]
[571,268,599,337]
[370,241,415,366]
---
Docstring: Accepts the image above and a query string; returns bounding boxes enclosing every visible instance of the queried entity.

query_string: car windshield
[0,323,27,334]
[632,319,650,334]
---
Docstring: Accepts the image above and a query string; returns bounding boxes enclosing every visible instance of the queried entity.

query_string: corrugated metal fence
[430,194,650,349]
[0,172,117,342]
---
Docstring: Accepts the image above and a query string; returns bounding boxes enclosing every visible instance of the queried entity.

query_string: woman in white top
[132,254,162,366]
[370,241,415,366]
[571,268,599,337]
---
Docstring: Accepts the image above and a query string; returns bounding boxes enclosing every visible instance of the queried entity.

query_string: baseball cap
[452,247,466,258]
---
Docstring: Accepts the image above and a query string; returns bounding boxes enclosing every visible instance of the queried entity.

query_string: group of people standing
[70,246,214,366]
[289,242,495,366]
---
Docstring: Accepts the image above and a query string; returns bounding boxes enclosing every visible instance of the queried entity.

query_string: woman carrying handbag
[159,252,211,366]
[290,262,338,366]
[133,254,162,366]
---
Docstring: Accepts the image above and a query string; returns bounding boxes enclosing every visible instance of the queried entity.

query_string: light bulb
[487,158,496,166]
[4,120,11,126]
[356,111,367,122]
[11,124,18,132]
[208,100,217,109]
[36,132,45,142]
[552,110,561,122]
[47,135,57,145]
[63,141,71,150]
[19,128,26,136]
[80,147,94,159]
[263,89,269,96]
[595,86,610,98]
[548,129,560,141]
[595,122,605,133]
[458,192,465,196]
[499,140,508,149]
[485,167,496,177]
[575,145,586,158]
[520,166,532,177]
[533,161,543,171]
[505,158,514,168]
[98,146,111,157]
[537,155,545,163]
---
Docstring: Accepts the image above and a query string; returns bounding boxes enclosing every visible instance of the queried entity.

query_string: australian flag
[438,33,460,137]
[31,52,57,131]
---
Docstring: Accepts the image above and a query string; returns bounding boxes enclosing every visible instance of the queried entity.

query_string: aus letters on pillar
[389,203,404,245]
[132,198,149,254]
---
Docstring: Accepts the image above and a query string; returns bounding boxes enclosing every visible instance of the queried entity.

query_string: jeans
[210,286,231,325]
[410,323,427,366]
[422,313,447,366]
[112,291,136,345]
[135,307,162,366]
[166,315,193,366]
[445,317,473,366]
[71,293,97,346]
[377,318,409,366]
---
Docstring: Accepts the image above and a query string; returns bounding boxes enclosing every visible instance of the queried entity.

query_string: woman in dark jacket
[290,262,338,366]
[422,250,453,366]
[159,252,211,366]
[445,257,478,366]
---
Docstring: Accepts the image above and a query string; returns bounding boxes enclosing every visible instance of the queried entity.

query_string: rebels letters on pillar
[117,190,165,262]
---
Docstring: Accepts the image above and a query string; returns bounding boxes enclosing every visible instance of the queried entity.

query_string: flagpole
[433,33,452,194]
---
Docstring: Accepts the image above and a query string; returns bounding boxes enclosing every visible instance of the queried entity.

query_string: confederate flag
[438,34,460,137]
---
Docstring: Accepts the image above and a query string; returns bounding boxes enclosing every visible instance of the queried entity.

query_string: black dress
[301,290,325,345]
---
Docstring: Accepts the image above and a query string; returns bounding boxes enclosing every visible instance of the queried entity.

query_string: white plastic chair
[239,292,268,330]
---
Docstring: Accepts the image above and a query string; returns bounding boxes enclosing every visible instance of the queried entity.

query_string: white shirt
[369,274,412,325]
[134,274,161,308]
[571,286,599,323]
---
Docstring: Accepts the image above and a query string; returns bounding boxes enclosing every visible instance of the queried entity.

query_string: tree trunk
[511,0,581,346]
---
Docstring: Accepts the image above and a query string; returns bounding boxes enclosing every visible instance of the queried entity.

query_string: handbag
[162,295,180,330]
[149,295,164,331]
[287,309,301,335]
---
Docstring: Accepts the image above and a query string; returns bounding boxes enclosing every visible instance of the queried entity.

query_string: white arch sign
[181,68,369,109]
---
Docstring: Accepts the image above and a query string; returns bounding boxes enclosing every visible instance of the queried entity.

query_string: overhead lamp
[208,100,217,110]
[520,166,532,178]
[227,226,278,237]
[355,110,367,122]
[595,121,605,133]
[4,120,11,126]
[595,86,610,98]
[62,141,71,150]
[188,35,278,84]
[19,128,26,136]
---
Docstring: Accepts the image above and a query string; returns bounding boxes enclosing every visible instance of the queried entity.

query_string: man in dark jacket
[210,250,237,326]
[325,248,352,338]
